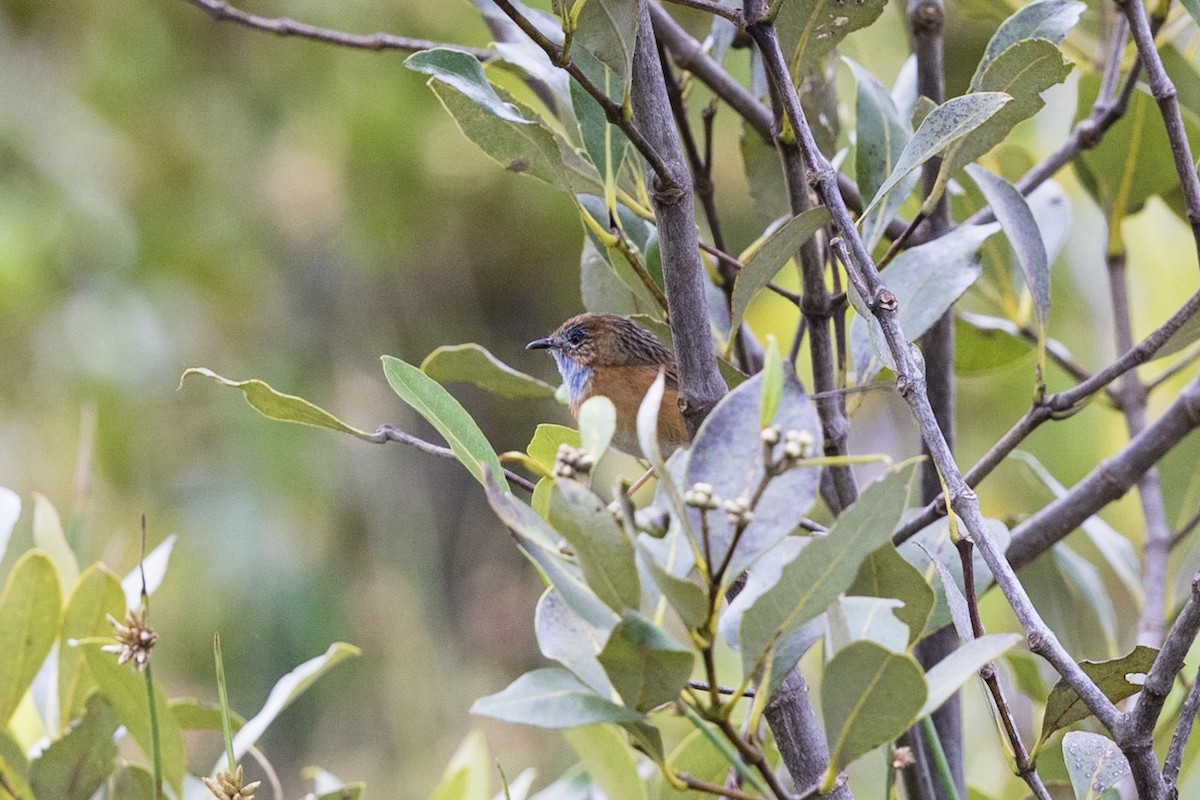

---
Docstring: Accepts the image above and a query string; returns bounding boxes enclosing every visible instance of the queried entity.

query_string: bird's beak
[526,336,557,350]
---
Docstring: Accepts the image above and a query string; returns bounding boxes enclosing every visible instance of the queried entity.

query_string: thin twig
[371,425,536,492]
[1170,505,1200,551]
[179,0,495,58]
[698,241,801,304]
[679,773,763,800]
[1146,340,1200,393]
[688,680,756,697]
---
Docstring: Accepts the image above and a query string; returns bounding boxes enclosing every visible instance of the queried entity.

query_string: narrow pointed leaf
[181,368,377,440]
[861,93,1011,219]
[421,343,557,399]
[120,534,176,611]
[972,0,1085,86]
[32,494,78,600]
[563,724,648,800]
[729,207,830,335]
[383,355,507,490]
[965,165,1049,330]
[918,633,1022,719]
[635,540,708,629]
[574,0,640,89]
[472,667,643,727]
[823,641,926,770]
[406,48,530,123]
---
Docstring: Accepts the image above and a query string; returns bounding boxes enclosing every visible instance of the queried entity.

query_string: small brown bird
[527,313,690,453]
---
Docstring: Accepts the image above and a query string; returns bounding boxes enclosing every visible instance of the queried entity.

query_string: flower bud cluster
[783,429,815,461]
[684,482,720,510]
[554,444,594,479]
[722,496,754,526]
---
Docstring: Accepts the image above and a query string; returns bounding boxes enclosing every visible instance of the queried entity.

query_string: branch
[1006,370,1200,569]
[629,1,728,434]
[1165,667,1200,793]
[1124,572,1200,737]
[894,290,1200,545]
[179,0,496,58]
[371,425,536,492]
[743,6,1121,733]
[661,0,746,26]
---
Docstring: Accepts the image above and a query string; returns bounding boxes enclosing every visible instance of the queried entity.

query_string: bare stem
[371,425,536,492]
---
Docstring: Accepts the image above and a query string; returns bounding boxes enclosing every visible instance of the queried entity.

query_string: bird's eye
[564,326,586,346]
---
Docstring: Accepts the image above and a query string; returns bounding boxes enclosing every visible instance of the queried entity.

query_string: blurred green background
[3,0,1200,796]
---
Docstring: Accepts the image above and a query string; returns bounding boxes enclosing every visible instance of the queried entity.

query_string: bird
[527,313,690,454]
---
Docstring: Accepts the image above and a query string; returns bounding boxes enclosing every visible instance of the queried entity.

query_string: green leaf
[635,540,708,630]
[406,48,530,123]
[729,207,831,335]
[847,58,917,252]
[31,494,78,601]
[582,237,661,316]
[528,424,582,475]
[109,765,155,800]
[421,344,557,399]
[598,611,694,712]
[429,730,490,800]
[941,40,1073,186]
[776,0,887,79]
[686,370,824,579]
[822,641,926,771]
[0,552,61,726]
[426,70,602,195]
[759,336,784,429]
[965,165,1049,334]
[0,488,18,567]
[738,461,919,683]
[861,93,1011,219]
[563,724,648,800]
[383,355,507,490]
[573,0,641,91]
[955,312,1035,375]
[81,643,186,795]
[180,368,378,440]
[58,564,124,730]
[29,693,118,800]
[972,0,1085,86]
[740,124,790,225]
[485,472,619,628]
[222,643,359,766]
[1063,731,1130,800]
[851,223,996,380]
[472,667,643,727]
[536,588,614,695]
[917,633,1022,719]
[848,544,934,646]
[1040,646,1157,743]
[579,396,616,463]
[571,48,628,209]
[549,479,640,612]
[1183,0,1200,30]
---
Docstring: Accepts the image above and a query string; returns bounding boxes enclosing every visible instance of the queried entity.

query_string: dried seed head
[102,608,158,672]
[203,764,261,800]
[891,746,916,770]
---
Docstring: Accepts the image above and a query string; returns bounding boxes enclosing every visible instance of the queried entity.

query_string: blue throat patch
[552,351,593,405]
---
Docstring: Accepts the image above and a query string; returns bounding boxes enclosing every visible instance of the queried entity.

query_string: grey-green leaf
[535,589,614,695]
[848,544,934,646]
[573,0,641,90]
[729,207,831,335]
[383,355,507,490]
[965,164,1049,330]
[823,641,927,771]
[635,539,708,630]
[686,370,824,580]
[847,58,915,251]
[918,633,1021,719]
[972,0,1085,86]
[549,479,640,612]
[738,461,919,683]
[1040,646,1158,742]
[405,48,530,123]
[861,93,1011,219]
[472,667,643,727]
[1063,731,1131,800]
[776,0,888,80]
[421,343,557,399]
[597,611,694,712]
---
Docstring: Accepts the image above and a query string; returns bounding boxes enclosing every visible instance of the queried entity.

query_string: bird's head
[526,313,673,370]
